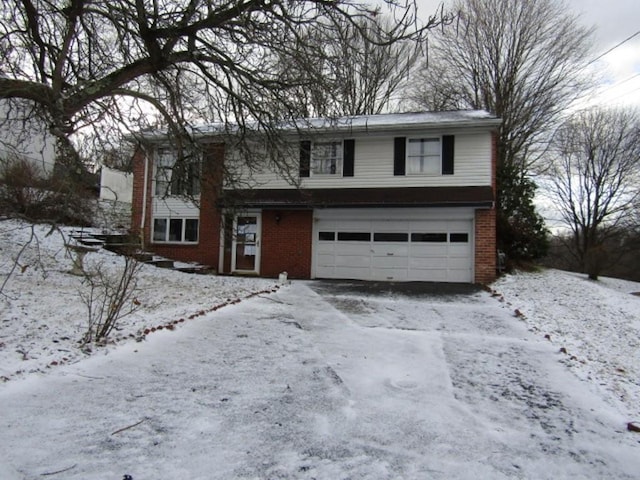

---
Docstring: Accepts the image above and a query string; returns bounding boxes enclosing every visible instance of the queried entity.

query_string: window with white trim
[311,141,343,175]
[152,218,199,243]
[154,147,201,196]
[406,138,441,175]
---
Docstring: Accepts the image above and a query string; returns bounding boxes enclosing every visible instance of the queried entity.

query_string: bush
[0,155,94,225]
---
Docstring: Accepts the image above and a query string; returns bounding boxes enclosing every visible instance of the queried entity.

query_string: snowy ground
[1,219,639,479]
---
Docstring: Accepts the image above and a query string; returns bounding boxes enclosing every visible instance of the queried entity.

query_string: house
[100,166,133,203]
[0,100,56,174]
[131,110,500,284]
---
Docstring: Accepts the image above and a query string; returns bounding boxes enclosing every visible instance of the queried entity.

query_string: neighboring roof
[220,186,494,209]
[137,110,500,141]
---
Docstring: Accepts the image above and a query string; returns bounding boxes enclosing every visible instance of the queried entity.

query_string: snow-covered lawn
[493,270,640,421]
[0,220,278,381]
[1,219,639,479]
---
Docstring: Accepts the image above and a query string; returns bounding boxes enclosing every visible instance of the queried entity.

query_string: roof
[138,110,501,141]
[219,186,494,209]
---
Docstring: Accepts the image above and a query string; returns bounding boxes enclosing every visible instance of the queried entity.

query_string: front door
[232,214,261,273]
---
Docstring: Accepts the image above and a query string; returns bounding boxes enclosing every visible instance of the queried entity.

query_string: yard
[1,220,639,479]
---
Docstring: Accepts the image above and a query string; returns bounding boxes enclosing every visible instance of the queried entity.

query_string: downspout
[140,147,149,250]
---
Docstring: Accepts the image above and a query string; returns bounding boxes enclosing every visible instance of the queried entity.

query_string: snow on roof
[138,110,500,140]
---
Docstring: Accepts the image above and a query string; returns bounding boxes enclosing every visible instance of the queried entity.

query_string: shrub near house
[131,111,500,284]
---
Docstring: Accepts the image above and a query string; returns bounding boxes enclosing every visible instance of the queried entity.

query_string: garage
[313,209,474,283]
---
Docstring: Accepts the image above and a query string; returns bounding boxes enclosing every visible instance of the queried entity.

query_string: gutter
[140,147,149,248]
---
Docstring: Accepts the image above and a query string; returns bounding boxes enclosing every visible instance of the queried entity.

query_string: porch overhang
[219,186,494,209]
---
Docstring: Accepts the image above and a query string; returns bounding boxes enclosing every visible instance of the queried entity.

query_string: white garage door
[314,211,473,283]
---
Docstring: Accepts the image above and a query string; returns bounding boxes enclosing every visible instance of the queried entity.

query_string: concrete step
[147,259,175,269]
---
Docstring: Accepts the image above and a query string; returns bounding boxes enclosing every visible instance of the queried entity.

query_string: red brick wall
[475,208,496,284]
[131,143,224,270]
[130,145,152,243]
[260,209,313,279]
[474,130,498,284]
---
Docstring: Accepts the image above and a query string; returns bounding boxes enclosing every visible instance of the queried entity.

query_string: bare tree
[0,0,450,187]
[547,107,640,280]
[405,0,594,261]
[279,14,429,117]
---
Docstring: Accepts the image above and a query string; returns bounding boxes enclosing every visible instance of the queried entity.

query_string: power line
[601,83,640,105]
[596,72,640,95]
[586,29,640,67]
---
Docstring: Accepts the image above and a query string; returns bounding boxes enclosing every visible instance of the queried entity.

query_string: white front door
[232,213,261,274]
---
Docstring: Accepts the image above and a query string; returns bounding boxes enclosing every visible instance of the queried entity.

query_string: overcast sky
[415,0,640,108]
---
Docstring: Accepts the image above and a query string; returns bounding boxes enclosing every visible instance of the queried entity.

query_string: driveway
[0,281,638,479]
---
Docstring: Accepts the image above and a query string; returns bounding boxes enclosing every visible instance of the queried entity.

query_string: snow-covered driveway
[1,282,638,479]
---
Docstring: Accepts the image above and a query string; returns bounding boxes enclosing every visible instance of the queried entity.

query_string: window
[318,231,335,241]
[411,233,447,243]
[337,232,370,241]
[312,141,343,175]
[374,233,408,242]
[407,138,441,175]
[154,147,201,196]
[153,218,199,243]
[449,233,469,243]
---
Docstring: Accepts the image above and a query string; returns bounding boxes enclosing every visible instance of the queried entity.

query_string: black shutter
[394,137,406,176]
[299,140,311,178]
[442,135,455,175]
[343,139,355,177]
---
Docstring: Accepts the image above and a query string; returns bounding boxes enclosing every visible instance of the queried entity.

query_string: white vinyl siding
[152,197,200,218]
[227,132,492,190]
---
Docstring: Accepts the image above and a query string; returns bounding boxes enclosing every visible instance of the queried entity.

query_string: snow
[493,270,640,419]
[1,219,640,479]
[140,110,500,138]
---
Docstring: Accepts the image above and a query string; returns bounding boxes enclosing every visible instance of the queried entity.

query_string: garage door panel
[335,255,371,268]
[409,245,448,257]
[372,255,408,268]
[316,243,336,255]
[316,253,336,267]
[334,244,371,255]
[449,245,470,257]
[408,268,448,282]
[448,257,472,269]
[372,244,409,256]
[335,266,371,278]
[370,268,409,281]
[316,265,335,277]
[409,256,448,269]
[446,270,472,283]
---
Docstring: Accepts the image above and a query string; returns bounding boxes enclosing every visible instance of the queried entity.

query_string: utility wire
[585,29,640,67]
[595,72,640,95]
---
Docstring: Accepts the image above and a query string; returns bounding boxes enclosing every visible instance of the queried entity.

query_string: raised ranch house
[131,110,500,284]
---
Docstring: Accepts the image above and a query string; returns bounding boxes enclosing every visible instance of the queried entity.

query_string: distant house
[0,100,56,174]
[100,166,133,203]
[131,111,500,284]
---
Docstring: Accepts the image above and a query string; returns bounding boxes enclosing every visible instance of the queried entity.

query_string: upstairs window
[394,135,455,176]
[407,138,441,175]
[311,141,343,175]
[154,147,201,196]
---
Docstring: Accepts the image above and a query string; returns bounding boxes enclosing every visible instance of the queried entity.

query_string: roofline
[132,110,501,142]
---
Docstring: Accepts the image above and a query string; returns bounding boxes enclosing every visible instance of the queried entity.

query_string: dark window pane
[411,233,447,243]
[450,233,469,243]
[337,232,371,241]
[374,232,408,242]
[169,219,182,241]
[185,219,199,242]
[153,219,167,241]
[318,231,335,241]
